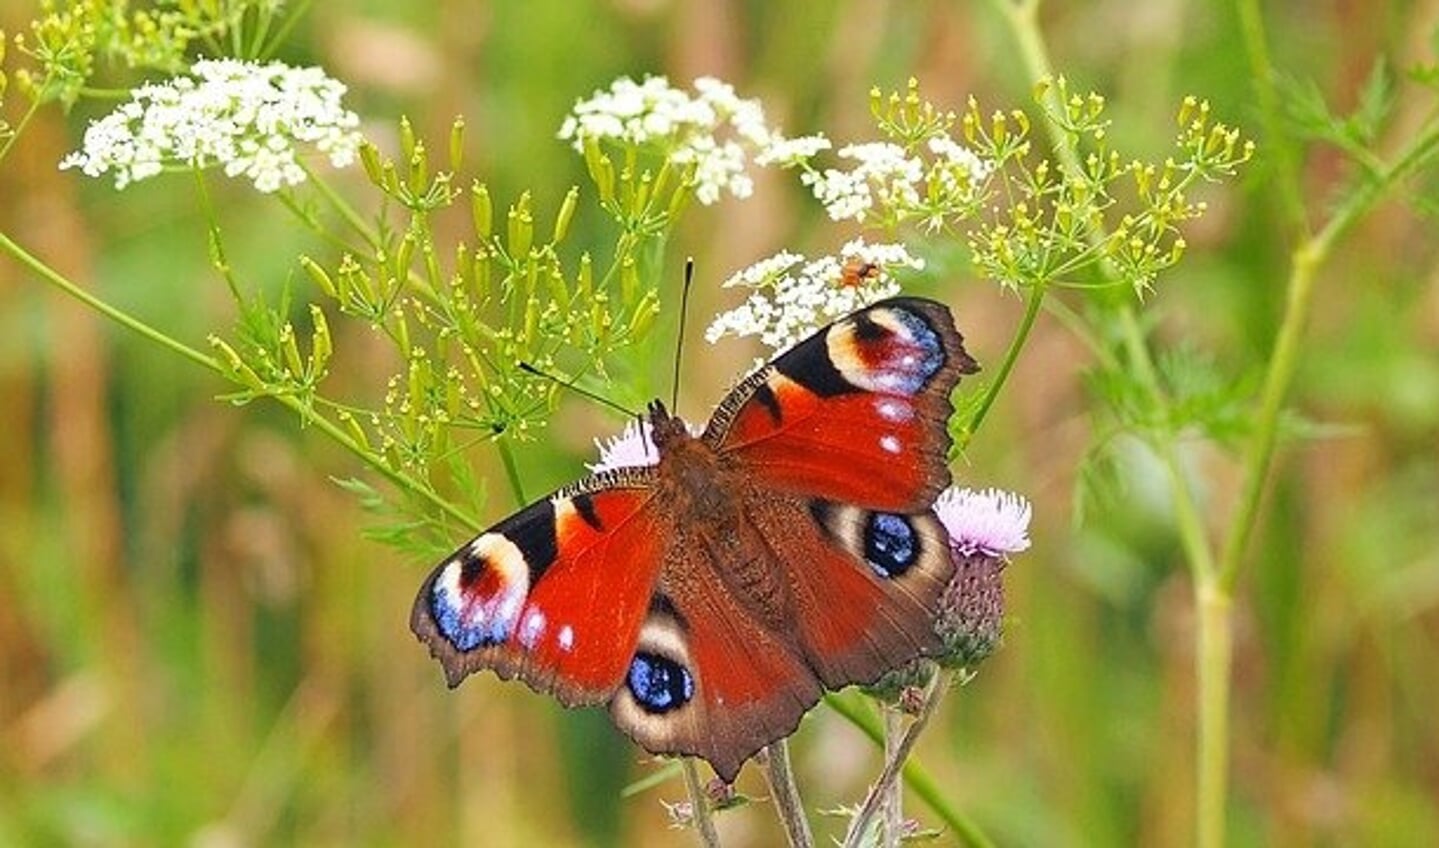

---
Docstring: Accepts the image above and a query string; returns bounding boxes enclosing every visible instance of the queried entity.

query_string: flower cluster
[60,58,362,192]
[559,75,809,205]
[763,130,993,228]
[704,239,923,355]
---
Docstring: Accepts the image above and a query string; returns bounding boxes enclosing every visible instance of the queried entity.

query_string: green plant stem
[882,708,904,848]
[997,0,1219,581]
[991,4,1237,847]
[495,438,527,506]
[842,673,946,848]
[824,693,993,848]
[964,280,1045,441]
[680,759,722,848]
[1214,121,1439,594]
[1234,0,1309,234]
[0,230,476,531]
[1195,580,1232,848]
[0,98,43,166]
[1,230,218,372]
[300,161,381,249]
[259,0,315,61]
[761,741,814,848]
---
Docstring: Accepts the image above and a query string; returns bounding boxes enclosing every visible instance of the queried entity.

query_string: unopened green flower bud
[300,255,337,299]
[471,181,492,239]
[553,186,578,243]
[449,116,466,172]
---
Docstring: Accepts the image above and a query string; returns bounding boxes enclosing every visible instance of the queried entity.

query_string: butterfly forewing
[705,297,977,513]
[411,471,668,705]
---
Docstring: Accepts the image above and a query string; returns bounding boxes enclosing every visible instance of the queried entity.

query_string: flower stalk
[761,741,815,848]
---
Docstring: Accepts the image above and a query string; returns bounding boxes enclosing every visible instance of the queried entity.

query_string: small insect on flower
[59,58,362,193]
[705,239,924,356]
[838,258,880,289]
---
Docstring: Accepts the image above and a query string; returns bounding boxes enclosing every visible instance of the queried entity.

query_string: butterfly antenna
[671,257,695,412]
[517,362,639,418]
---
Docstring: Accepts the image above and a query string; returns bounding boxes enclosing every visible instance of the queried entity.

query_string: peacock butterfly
[411,296,979,782]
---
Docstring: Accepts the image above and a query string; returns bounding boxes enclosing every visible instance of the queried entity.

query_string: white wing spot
[558,625,575,652]
[875,398,913,423]
[518,608,546,649]
[880,434,902,454]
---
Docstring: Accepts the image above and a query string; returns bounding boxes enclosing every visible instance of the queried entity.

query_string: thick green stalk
[988,4,1235,846]
[1215,122,1439,593]
[1196,581,1232,848]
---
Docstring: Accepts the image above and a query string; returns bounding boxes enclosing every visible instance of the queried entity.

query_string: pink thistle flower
[933,486,1032,558]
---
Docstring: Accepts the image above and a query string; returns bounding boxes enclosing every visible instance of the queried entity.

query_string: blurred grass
[2,0,1438,845]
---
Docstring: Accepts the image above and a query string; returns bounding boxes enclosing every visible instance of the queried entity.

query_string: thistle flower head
[931,487,1032,669]
[704,239,923,355]
[60,58,362,193]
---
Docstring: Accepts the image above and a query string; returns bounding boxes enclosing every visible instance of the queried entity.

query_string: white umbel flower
[801,142,924,222]
[792,134,992,226]
[705,239,923,355]
[60,58,361,193]
[559,75,819,206]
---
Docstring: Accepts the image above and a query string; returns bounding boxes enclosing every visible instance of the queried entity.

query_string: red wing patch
[412,484,668,705]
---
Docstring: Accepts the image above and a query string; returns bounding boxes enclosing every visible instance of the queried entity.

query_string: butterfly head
[645,399,694,451]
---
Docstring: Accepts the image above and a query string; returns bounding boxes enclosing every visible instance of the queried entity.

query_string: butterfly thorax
[647,400,733,522]
[647,400,795,631]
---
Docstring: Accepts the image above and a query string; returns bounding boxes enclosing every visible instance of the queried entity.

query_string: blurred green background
[2,1,1438,845]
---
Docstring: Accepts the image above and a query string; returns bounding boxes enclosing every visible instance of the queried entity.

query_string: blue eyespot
[865,513,918,578]
[627,652,694,714]
[432,580,509,651]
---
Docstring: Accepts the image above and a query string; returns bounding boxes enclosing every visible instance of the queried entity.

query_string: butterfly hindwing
[608,561,823,783]
[604,493,955,782]
[411,471,668,705]
[771,498,953,687]
[706,297,977,513]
